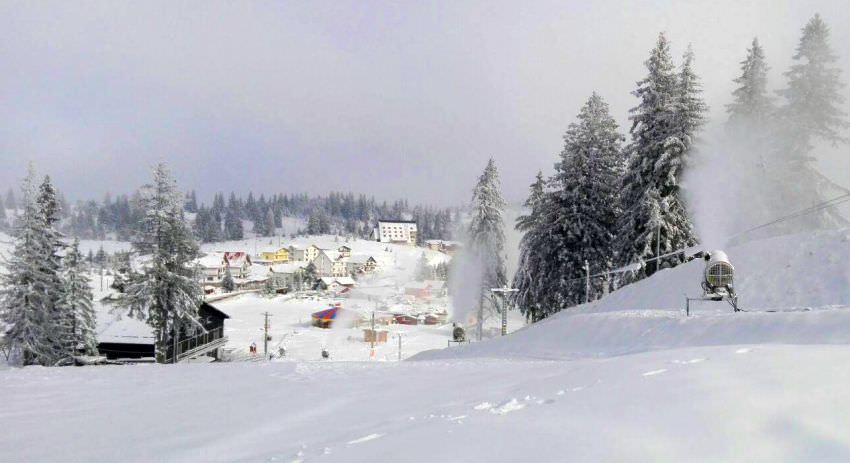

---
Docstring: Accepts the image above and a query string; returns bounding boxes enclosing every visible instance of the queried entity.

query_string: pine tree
[773,13,849,229]
[37,176,70,356]
[62,238,98,356]
[224,207,243,240]
[116,163,203,363]
[618,33,698,281]
[727,38,774,127]
[514,93,625,321]
[265,208,276,237]
[222,265,235,292]
[515,171,545,232]
[0,168,64,365]
[415,253,433,281]
[468,158,506,340]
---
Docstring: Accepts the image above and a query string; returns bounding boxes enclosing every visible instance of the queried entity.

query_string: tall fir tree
[0,168,64,365]
[468,158,506,339]
[515,171,545,233]
[514,93,624,321]
[37,175,70,357]
[773,13,849,229]
[618,33,698,281]
[727,38,774,127]
[62,238,98,356]
[116,163,203,363]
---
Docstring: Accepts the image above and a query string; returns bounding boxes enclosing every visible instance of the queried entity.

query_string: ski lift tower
[491,286,519,336]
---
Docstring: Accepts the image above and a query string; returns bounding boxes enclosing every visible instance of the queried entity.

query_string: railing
[168,327,227,363]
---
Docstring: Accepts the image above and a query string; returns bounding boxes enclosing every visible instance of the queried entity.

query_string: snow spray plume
[448,228,483,327]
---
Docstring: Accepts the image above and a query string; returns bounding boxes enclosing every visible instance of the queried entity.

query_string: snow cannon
[700,250,738,309]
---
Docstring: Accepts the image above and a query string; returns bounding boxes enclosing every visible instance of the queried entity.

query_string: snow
[4,345,850,462]
[4,229,850,461]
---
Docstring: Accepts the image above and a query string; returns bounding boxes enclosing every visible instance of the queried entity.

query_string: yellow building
[259,247,290,263]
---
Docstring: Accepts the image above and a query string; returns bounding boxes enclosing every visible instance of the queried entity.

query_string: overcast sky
[1,0,849,206]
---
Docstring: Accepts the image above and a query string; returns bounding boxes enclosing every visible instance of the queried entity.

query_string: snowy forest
[0,187,456,244]
[506,14,848,321]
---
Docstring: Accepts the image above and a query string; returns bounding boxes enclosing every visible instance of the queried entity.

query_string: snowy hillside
[4,230,850,462]
[417,228,850,361]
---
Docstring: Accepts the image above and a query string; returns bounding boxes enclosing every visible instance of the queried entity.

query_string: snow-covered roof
[405,281,430,290]
[269,262,307,274]
[97,317,154,345]
[197,253,224,269]
[348,254,375,264]
[319,276,356,286]
[424,280,446,289]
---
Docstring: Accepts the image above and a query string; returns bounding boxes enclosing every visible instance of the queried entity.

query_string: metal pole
[370,311,376,352]
[397,334,402,361]
[584,260,590,304]
[656,223,661,274]
[263,312,270,360]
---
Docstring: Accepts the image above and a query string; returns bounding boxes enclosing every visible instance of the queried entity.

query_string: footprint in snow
[347,433,384,445]
[489,398,526,415]
[642,369,667,377]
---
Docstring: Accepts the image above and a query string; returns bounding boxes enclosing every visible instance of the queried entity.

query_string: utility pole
[263,312,272,360]
[491,286,518,336]
[396,333,403,361]
[584,260,590,304]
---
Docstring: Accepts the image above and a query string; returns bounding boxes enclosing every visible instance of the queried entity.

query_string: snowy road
[3,344,850,462]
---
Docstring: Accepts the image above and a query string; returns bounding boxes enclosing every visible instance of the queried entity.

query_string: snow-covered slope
[4,345,850,462]
[416,229,850,361]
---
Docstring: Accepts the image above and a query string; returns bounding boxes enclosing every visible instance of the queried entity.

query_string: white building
[372,220,418,246]
[312,249,349,277]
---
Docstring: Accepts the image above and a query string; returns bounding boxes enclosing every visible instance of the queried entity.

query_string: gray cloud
[1,0,848,205]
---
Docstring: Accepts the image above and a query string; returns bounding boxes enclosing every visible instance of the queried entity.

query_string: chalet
[97,302,230,363]
[197,253,226,283]
[425,240,463,255]
[337,245,352,258]
[346,255,378,274]
[268,262,308,290]
[372,220,418,246]
[223,252,252,278]
[393,314,419,325]
[305,244,322,263]
[314,276,356,292]
[258,247,290,264]
[312,249,349,277]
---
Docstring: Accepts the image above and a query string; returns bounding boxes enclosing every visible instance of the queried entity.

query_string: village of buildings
[93,220,472,363]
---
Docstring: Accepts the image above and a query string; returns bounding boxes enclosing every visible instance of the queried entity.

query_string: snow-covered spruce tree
[415,253,434,281]
[62,238,97,356]
[773,13,849,229]
[515,171,545,233]
[727,38,775,128]
[224,206,243,241]
[0,168,62,365]
[675,45,709,151]
[221,265,235,293]
[514,93,625,321]
[116,163,203,363]
[37,175,71,358]
[618,33,699,281]
[468,158,507,340]
[724,38,777,232]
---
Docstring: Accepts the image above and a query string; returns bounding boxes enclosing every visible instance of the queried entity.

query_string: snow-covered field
[3,229,850,461]
[4,345,850,462]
